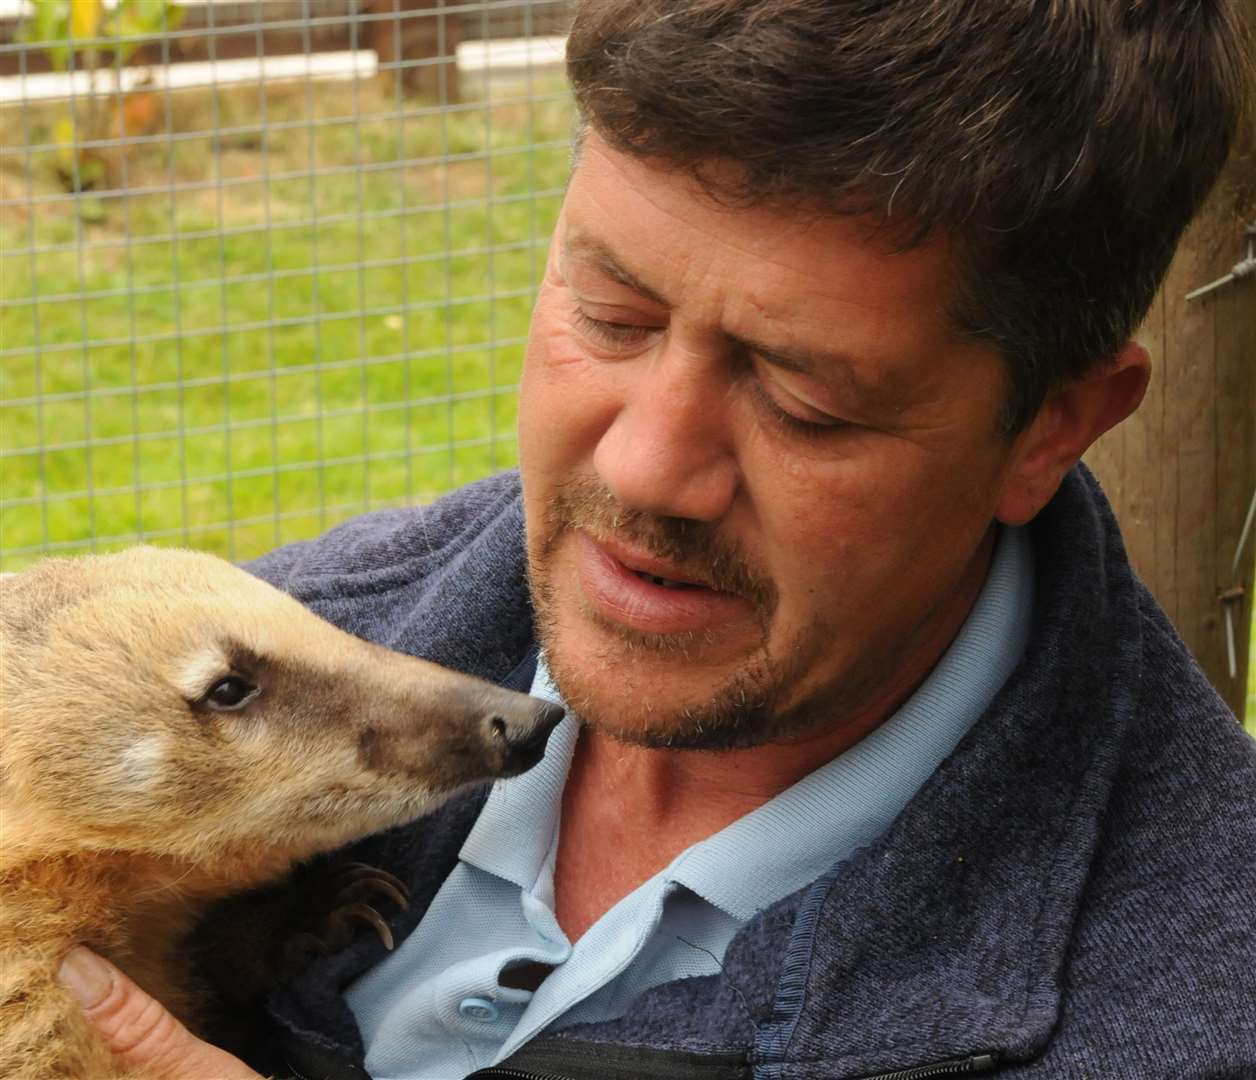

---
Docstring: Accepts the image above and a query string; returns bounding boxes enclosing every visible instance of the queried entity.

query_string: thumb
[58,946,262,1080]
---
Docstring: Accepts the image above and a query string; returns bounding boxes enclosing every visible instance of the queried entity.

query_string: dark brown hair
[566,0,1251,432]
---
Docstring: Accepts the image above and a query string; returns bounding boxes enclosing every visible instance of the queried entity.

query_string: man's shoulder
[1031,465,1252,857]
[245,470,524,595]
[942,468,1256,1073]
[1106,582,1256,880]
[1044,588,1256,1072]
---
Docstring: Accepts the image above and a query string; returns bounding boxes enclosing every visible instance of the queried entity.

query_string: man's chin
[543,650,814,752]
[581,712,786,752]
[530,541,803,749]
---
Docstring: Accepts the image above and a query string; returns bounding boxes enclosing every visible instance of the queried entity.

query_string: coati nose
[487,699,565,776]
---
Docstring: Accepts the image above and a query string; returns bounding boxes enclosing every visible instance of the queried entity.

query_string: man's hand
[58,946,262,1080]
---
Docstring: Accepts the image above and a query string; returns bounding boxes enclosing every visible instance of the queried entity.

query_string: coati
[0,546,562,1079]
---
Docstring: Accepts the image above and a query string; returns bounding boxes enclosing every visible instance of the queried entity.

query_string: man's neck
[551,709,912,941]
[553,528,997,942]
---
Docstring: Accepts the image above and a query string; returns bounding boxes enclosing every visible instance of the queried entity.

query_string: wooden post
[1084,37,1256,721]
[368,0,462,102]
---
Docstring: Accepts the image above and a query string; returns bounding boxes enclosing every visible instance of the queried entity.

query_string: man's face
[518,134,1022,750]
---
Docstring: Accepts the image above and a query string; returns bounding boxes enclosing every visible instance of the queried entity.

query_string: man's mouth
[572,530,753,637]
[592,534,718,591]
[632,571,701,590]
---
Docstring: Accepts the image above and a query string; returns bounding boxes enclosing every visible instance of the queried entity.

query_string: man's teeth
[635,570,694,589]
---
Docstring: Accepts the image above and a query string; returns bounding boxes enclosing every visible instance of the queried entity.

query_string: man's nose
[591,345,739,522]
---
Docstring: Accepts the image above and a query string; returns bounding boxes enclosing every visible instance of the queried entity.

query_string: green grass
[0,73,574,568]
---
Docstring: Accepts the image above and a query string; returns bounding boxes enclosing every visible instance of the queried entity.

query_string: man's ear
[995,341,1151,526]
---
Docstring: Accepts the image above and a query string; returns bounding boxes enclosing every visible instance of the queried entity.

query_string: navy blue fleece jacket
[233,465,1255,1080]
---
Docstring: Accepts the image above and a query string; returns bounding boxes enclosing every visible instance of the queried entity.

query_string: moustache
[543,475,778,617]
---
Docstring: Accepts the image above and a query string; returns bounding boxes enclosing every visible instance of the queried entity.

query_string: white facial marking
[171,646,231,701]
[120,735,167,788]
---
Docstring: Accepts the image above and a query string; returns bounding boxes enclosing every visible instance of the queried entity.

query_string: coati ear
[0,560,107,645]
[0,571,46,648]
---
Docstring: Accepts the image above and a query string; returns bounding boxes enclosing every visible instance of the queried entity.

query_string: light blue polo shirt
[347,526,1034,1080]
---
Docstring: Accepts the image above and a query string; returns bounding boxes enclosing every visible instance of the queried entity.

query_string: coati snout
[0,545,563,865]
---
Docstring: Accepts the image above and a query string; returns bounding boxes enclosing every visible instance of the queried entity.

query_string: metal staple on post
[1185,222,1256,301]
[1221,484,1256,681]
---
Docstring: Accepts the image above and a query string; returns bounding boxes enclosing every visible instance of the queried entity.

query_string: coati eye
[203,676,259,711]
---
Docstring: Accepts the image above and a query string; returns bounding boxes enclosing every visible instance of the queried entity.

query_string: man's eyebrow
[562,235,669,306]
[731,336,832,376]
[742,333,918,414]
[732,332,877,392]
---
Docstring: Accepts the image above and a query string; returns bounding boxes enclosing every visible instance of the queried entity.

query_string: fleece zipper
[464,1039,750,1079]
[466,1049,1000,1080]
[465,1070,569,1080]
[851,1052,1001,1079]
[464,1070,571,1080]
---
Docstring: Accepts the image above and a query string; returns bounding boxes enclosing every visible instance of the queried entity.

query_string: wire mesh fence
[0,0,574,570]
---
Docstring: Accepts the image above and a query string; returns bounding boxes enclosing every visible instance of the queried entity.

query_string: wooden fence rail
[0,0,574,99]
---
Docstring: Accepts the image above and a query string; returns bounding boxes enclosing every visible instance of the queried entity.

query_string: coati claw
[328,862,410,911]
[278,861,411,978]
[328,902,396,951]
[331,877,409,912]
[333,862,410,897]
[279,903,396,977]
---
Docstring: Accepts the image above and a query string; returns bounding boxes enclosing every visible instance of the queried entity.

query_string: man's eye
[748,377,849,439]
[202,676,259,711]
[571,308,655,347]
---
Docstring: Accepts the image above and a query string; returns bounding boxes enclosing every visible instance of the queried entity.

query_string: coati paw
[280,862,410,977]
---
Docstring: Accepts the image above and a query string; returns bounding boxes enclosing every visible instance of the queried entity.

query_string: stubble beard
[527,476,834,751]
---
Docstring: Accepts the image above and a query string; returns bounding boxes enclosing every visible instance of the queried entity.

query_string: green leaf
[16,0,73,71]
[106,0,184,67]
[76,195,108,224]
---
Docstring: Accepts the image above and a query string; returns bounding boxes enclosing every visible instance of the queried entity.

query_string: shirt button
[458,997,500,1022]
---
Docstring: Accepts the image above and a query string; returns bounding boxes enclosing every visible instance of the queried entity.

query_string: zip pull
[466,1069,572,1080]
[856,1052,1000,1080]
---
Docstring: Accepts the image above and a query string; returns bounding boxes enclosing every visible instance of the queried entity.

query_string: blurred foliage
[17,0,184,71]
[17,0,184,196]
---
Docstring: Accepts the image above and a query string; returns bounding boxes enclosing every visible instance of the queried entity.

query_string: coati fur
[0,546,560,1079]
